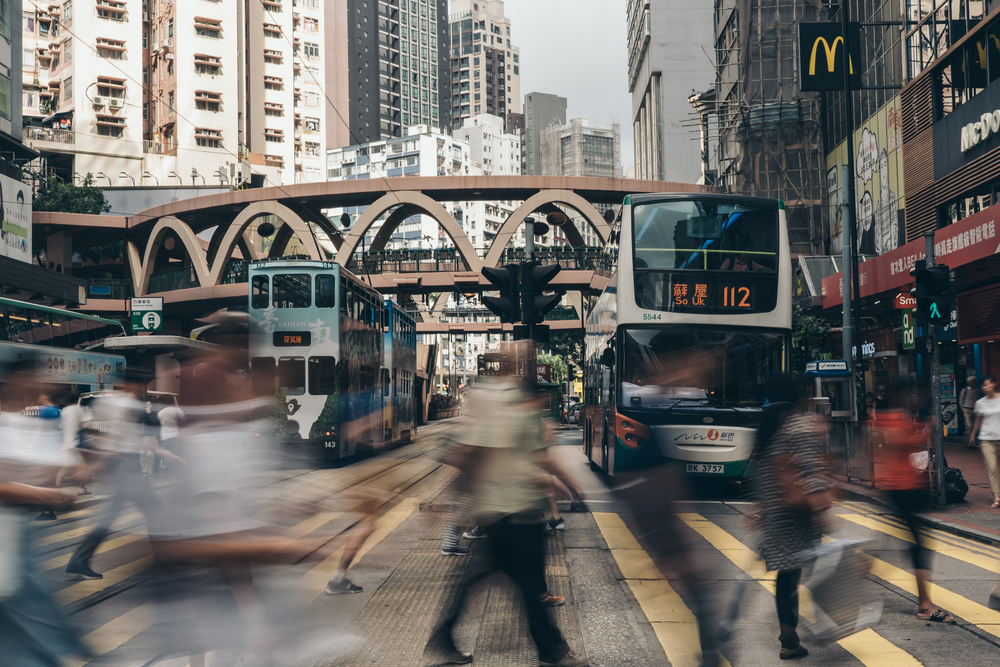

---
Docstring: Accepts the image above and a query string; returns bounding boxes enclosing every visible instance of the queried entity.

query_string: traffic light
[913,264,951,326]
[482,264,520,324]
[519,261,562,324]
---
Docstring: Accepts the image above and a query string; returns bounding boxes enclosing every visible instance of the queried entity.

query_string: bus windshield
[633,199,778,273]
[620,328,787,410]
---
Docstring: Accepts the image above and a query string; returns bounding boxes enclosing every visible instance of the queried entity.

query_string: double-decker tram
[247,259,416,462]
[584,194,791,478]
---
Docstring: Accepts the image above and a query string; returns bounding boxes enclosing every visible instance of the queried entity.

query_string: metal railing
[827,421,876,484]
[148,266,199,294]
[87,279,133,300]
[23,126,74,145]
[345,246,600,275]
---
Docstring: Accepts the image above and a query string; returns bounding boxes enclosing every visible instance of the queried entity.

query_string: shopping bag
[801,538,882,644]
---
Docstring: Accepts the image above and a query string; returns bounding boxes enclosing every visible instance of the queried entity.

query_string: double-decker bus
[584,194,791,478]
[247,259,415,461]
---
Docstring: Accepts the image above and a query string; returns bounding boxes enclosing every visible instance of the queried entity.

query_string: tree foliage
[33,174,112,215]
[792,306,833,380]
[537,352,568,385]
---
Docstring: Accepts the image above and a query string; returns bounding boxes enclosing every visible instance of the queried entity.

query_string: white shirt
[157,405,184,441]
[975,395,1000,441]
[61,404,82,451]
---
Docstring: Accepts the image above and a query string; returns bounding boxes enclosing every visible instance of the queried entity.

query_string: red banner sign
[894,293,916,309]
[823,206,999,307]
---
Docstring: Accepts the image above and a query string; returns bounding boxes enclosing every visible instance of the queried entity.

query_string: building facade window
[96,0,126,22]
[194,54,221,75]
[195,17,222,38]
[96,37,125,60]
[264,76,284,90]
[194,127,222,148]
[304,42,319,58]
[195,90,221,111]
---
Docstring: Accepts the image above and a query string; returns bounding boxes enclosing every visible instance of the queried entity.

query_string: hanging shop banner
[902,309,915,350]
[798,22,862,91]
[822,203,1000,307]
[0,173,31,264]
[826,144,849,255]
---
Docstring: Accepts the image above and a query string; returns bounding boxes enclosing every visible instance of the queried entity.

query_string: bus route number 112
[722,286,752,308]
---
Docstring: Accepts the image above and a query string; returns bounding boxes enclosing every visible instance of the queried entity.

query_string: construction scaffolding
[699,0,830,256]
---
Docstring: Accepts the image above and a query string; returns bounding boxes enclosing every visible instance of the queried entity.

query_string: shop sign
[960,110,1000,152]
[902,309,915,349]
[822,205,1000,308]
[895,292,916,309]
[798,22,862,91]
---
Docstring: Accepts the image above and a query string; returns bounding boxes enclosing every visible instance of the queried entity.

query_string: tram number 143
[686,463,724,474]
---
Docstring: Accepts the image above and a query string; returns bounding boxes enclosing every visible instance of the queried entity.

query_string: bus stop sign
[131,297,163,332]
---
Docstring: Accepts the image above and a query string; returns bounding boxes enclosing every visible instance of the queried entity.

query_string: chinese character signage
[669,280,755,311]
[130,297,163,332]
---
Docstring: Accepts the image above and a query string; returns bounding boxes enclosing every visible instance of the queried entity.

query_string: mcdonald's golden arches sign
[798,22,862,92]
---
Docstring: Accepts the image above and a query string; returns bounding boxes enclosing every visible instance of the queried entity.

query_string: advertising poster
[0,172,32,263]
[942,400,958,436]
[854,96,905,256]
[825,141,849,255]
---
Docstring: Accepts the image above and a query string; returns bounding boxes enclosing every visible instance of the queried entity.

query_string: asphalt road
[25,425,1000,666]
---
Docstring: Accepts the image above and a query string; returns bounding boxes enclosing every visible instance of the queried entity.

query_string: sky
[502,0,635,172]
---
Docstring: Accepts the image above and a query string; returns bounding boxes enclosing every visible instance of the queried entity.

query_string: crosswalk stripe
[37,532,147,573]
[299,498,418,605]
[63,601,157,667]
[679,514,925,667]
[839,503,1000,559]
[838,512,1000,575]
[34,511,144,547]
[593,512,733,667]
[58,556,154,606]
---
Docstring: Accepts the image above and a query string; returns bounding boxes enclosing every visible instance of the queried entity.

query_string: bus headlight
[616,413,652,450]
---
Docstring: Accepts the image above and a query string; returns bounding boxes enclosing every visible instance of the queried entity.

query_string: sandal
[992,500,1000,509]
[917,609,955,623]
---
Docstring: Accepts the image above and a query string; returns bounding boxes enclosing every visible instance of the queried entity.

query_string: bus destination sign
[669,281,756,311]
[273,331,312,347]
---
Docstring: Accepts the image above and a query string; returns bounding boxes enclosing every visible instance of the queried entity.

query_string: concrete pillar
[46,231,73,275]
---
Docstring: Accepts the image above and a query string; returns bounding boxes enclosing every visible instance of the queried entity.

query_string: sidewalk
[839,434,1000,547]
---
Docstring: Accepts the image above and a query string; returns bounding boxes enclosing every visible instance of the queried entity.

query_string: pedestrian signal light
[482,264,520,324]
[913,265,951,326]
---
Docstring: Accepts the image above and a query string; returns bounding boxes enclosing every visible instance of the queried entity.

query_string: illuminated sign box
[273,331,312,347]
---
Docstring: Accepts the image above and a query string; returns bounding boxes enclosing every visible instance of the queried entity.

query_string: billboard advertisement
[825,96,905,259]
[0,172,31,263]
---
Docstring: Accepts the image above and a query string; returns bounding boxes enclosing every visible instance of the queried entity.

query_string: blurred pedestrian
[960,377,980,443]
[33,392,63,521]
[970,375,1000,508]
[755,373,833,660]
[423,369,585,667]
[56,392,92,496]
[65,369,185,580]
[879,377,955,623]
[157,399,185,479]
[140,400,161,478]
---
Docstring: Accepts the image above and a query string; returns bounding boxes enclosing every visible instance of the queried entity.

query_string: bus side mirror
[601,348,615,369]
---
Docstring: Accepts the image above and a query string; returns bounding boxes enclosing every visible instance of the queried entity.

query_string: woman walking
[970,375,1000,508]
[755,375,833,660]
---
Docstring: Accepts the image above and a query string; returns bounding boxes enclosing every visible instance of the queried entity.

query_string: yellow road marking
[839,513,1000,575]
[34,511,144,547]
[593,513,732,667]
[63,601,157,667]
[842,503,1000,559]
[679,514,925,667]
[58,556,155,606]
[300,498,418,605]
[38,532,147,573]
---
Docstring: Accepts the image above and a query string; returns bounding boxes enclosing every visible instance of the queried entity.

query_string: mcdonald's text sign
[799,22,862,92]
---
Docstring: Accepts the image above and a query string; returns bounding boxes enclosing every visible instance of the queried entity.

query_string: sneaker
[35,510,57,521]
[548,517,566,531]
[462,526,487,540]
[324,577,363,595]
[539,591,566,606]
[538,649,587,666]
[427,648,473,665]
[441,546,470,556]
[78,490,92,496]
[779,645,809,660]
[65,567,103,580]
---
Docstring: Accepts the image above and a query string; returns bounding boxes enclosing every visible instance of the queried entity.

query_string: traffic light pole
[524,217,537,386]
[925,231,947,505]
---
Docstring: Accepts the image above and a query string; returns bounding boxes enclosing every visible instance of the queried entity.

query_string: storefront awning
[822,206,1000,308]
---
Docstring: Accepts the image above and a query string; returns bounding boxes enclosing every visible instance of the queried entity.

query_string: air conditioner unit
[165,53,174,60]
[92,96,105,106]
[109,98,124,108]
[151,46,160,55]
[162,39,170,49]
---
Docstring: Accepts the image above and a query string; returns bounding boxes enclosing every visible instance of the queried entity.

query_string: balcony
[23,126,74,146]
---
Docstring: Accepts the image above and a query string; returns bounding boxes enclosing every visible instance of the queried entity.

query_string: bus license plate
[686,464,723,474]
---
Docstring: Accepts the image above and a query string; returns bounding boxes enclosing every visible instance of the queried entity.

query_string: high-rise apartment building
[448,0,520,133]
[453,112,519,247]
[627,0,714,182]
[334,0,450,146]
[522,91,565,175]
[20,0,331,187]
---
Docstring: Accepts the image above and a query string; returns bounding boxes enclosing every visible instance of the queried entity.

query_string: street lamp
[168,170,183,185]
[141,171,159,186]
[94,172,112,186]
[118,171,135,186]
